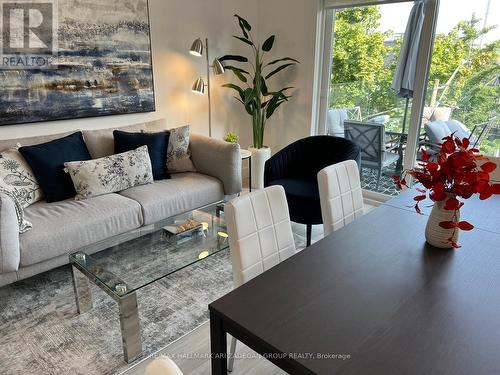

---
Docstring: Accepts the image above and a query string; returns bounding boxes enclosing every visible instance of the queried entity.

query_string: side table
[240,149,252,192]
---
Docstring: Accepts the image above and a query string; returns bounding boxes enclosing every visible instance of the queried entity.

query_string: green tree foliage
[330,6,499,140]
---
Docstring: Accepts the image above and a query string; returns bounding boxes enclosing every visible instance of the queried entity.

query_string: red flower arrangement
[394,134,500,248]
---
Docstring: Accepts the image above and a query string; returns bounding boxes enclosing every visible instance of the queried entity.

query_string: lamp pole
[205,38,212,137]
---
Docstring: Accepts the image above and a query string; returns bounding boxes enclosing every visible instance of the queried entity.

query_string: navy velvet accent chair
[264,135,361,247]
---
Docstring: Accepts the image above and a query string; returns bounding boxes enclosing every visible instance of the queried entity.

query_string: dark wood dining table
[209,189,500,374]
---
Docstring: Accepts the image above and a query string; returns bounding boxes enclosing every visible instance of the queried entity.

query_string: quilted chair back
[318,160,364,236]
[225,185,296,288]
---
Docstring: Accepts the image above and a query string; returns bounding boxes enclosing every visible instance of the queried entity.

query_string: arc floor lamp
[190,38,225,137]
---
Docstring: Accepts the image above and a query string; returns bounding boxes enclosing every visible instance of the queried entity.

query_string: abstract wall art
[0,0,155,126]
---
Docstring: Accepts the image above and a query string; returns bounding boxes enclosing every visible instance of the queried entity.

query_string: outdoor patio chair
[326,107,361,137]
[344,120,400,190]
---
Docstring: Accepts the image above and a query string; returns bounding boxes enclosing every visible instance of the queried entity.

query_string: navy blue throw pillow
[19,132,92,203]
[113,130,170,180]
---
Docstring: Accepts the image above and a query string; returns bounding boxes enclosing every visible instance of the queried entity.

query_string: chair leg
[376,169,382,191]
[306,224,312,247]
[228,336,237,372]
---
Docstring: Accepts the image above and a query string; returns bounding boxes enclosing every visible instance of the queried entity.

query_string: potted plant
[394,135,499,248]
[223,132,239,144]
[220,14,298,189]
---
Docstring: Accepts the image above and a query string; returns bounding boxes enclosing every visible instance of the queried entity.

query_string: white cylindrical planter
[249,146,271,190]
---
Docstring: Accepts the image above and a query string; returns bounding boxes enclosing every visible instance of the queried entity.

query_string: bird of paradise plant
[220,14,299,149]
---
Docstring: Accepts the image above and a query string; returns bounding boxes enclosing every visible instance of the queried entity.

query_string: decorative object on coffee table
[220,14,298,189]
[0,0,155,126]
[394,134,499,248]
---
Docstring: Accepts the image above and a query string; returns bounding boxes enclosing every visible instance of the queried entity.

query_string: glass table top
[69,203,229,299]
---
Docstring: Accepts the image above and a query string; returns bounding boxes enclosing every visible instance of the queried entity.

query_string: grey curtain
[392,0,425,99]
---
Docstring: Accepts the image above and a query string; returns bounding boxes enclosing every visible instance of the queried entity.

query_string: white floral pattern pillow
[64,146,154,200]
[0,147,43,208]
[166,125,196,173]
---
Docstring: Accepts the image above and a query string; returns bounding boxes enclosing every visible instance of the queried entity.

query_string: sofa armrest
[0,193,20,274]
[190,134,242,195]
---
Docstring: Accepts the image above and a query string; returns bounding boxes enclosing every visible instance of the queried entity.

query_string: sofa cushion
[83,123,147,159]
[19,132,92,203]
[0,147,43,208]
[20,194,143,266]
[114,130,170,180]
[119,172,224,225]
[65,146,154,200]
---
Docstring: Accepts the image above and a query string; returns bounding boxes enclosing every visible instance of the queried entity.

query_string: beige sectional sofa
[0,119,241,287]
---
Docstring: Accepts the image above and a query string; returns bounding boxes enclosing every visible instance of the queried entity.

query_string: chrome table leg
[72,265,93,314]
[118,292,143,363]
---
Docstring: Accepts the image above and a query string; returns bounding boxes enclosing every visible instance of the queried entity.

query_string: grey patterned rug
[0,233,308,375]
[0,252,233,375]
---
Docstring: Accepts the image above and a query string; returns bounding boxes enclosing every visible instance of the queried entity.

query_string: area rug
[0,234,307,375]
[0,252,233,375]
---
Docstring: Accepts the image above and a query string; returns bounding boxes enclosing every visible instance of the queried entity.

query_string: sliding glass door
[316,0,438,196]
[420,0,499,161]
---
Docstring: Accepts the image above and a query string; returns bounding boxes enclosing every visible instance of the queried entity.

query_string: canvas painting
[0,0,155,126]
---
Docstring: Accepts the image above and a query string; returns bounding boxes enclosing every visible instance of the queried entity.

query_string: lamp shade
[212,58,225,75]
[189,38,203,57]
[192,77,205,94]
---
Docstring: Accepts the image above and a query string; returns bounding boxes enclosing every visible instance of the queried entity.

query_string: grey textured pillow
[64,146,154,200]
[0,147,43,208]
[167,125,196,173]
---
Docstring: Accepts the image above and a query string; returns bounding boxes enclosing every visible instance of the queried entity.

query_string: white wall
[256,0,320,152]
[0,0,321,156]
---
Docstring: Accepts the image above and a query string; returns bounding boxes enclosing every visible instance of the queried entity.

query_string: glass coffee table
[69,202,229,363]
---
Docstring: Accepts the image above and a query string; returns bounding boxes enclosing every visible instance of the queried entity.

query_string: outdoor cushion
[119,172,224,225]
[20,193,143,266]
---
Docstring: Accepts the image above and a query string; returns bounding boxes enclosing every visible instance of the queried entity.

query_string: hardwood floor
[121,322,286,375]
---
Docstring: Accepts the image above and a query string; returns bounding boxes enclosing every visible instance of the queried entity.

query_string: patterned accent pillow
[0,147,43,208]
[166,125,196,173]
[0,188,33,233]
[64,146,154,200]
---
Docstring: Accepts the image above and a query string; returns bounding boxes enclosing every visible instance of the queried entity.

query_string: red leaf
[457,221,474,231]
[414,195,426,202]
[416,187,426,193]
[421,149,430,162]
[442,139,456,154]
[481,162,497,174]
[439,221,456,229]
[414,203,422,214]
[444,197,460,210]
[462,137,470,149]
[492,184,500,194]
[450,241,461,249]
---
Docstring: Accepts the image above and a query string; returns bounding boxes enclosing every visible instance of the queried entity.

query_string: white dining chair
[318,160,371,237]
[145,355,183,375]
[224,185,297,371]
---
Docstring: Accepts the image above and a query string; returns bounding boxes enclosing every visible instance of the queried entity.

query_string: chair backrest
[225,185,296,287]
[145,355,183,375]
[326,107,362,137]
[344,121,384,167]
[470,117,496,148]
[317,160,364,237]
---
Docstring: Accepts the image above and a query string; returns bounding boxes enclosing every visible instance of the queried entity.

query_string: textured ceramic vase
[249,146,271,190]
[425,198,460,249]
